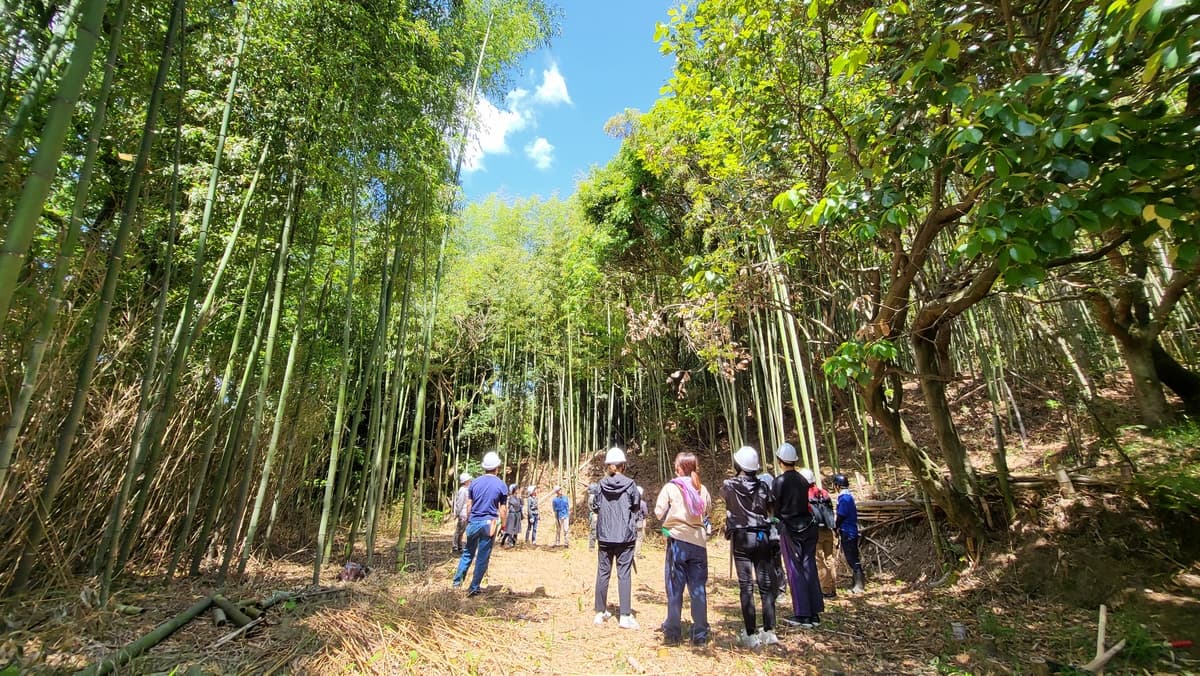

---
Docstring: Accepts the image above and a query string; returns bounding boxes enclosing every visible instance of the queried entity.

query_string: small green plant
[1113,617,1165,668]
[928,655,973,675]
[976,607,1015,640]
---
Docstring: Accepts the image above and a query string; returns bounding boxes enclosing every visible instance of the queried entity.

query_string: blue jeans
[663,538,709,644]
[453,519,496,592]
[526,515,539,543]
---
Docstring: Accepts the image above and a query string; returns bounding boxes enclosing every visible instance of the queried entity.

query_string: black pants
[595,541,635,616]
[840,533,863,573]
[732,532,777,634]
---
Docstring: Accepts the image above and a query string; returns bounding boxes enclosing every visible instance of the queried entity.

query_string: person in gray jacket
[592,446,641,629]
[452,472,471,553]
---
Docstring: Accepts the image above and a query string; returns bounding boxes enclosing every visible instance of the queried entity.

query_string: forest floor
[7,499,1199,675]
[6,377,1200,674]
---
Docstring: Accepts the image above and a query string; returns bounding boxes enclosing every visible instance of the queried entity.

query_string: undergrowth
[1130,422,1200,524]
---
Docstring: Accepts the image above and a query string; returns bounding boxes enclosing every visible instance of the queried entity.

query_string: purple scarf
[670,477,705,517]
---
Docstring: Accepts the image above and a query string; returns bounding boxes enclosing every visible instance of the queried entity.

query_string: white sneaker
[737,630,761,648]
[757,629,779,645]
[593,611,611,625]
[619,614,639,629]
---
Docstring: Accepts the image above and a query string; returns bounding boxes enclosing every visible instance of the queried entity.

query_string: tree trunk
[1120,336,1174,428]
[1152,340,1200,418]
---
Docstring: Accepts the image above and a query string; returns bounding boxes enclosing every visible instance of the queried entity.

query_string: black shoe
[809,614,820,627]
[822,592,836,599]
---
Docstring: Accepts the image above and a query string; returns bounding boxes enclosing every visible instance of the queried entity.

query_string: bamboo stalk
[78,595,213,676]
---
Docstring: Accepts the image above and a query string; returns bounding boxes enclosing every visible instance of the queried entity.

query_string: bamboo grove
[2,0,1198,597]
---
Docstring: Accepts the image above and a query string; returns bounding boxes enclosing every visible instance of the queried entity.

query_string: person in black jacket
[772,442,824,628]
[592,446,641,629]
[721,446,779,648]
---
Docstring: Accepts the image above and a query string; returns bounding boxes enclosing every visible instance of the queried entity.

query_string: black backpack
[810,491,836,530]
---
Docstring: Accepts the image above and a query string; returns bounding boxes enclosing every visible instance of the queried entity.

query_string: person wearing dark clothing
[587,482,600,551]
[834,473,866,593]
[502,485,523,547]
[772,442,824,628]
[453,452,508,596]
[634,486,648,558]
[526,486,540,544]
[757,471,786,598]
[593,447,641,629]
[721,446,779,649]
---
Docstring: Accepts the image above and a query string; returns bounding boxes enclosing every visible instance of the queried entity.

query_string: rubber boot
[851,567,866,594]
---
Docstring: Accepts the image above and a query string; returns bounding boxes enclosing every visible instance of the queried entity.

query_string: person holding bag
[721,446,779,649]
[655,452,712,646]
[801,468,839,599]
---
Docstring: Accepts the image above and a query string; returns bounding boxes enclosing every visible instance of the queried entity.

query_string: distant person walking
[587,482,600,551]
[452,451,508,596]
[721,446,779,649]
[801,468,839,599]
[592,447,641,629]
[552,486,570,546]
[773,443,823,628]
[452,472,471,553]
[526,486,540,545]
[834,473,866,593]
[634,486,648,558]
[655,452,711,646]
[502,484,523,547]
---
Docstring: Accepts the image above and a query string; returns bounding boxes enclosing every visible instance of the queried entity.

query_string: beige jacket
[654,480,711,548]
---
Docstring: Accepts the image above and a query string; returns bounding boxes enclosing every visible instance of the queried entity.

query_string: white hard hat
[799,468,815,483]
[553,485,562,493]
[733,446,761,472]
[528,485,536,492]
[605,446,627,464]
[459,472,471,483]
[637,485,644,495]
[481,451,501,470]
[776,442,799,463]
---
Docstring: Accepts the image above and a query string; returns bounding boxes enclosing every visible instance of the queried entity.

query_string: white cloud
[524,137,555,170]
[533,62,572,106]
[462,88,532,173]
[461,60,569,174]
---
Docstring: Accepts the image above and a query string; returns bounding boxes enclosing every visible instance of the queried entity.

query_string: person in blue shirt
[552,486,570,546]
[833,473,866,593]
[453,451,508,596]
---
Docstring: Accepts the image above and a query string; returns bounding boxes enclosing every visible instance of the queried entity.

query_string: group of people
[451,443,865,647]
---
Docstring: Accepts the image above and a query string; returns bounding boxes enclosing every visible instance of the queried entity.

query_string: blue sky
[459,1,677,203]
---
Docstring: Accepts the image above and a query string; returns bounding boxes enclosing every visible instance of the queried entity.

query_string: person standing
[757,470,786,599]
[452,451,508,596]
[834,473,866,593]
[452,472,471,553]
[593,447,641,629]
[721,446,779,648]
[526,485,540,545]
[655,452,711,646]
[552,486,570,546]
[772,443,823,628]
[587,482,600,551]
[801,468,839,599]
[503,484,523,547]
[633,486,648,558]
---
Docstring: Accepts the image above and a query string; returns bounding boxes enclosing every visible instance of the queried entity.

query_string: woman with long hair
[654,452,711,645]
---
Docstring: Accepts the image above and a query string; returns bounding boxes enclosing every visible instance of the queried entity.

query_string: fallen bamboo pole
[78,595,213,676]
[212,594,252,627]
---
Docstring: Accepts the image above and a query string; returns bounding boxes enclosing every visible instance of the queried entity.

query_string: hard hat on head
[799,468,815,483]
[833,473,850,488]
[605,446,627,465]
[588,482,600,494]
[637,485,644,495]
[509,483,518,493]
[757,472,773,485]
[481,451,501,470]
[528,485,536,493]
[553,485,562,494]
[459,472,471,483]
[776,442,799,463]
[733,445,760,472]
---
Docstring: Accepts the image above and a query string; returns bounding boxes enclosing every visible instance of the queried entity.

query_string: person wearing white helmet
[452,472,472,553]
[772,442,823,628]
[800,468,838,599]
[592,446,641,629]
[452,451,508,596]
[721,446,779,648]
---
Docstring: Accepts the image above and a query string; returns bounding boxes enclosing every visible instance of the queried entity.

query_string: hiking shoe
[809,614,821,627]
[737,630,761,648]
[593,611,612,625]
[619,614,640,630]
[467,588,481,597]
[757,629,780,645]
